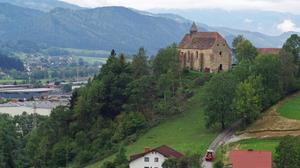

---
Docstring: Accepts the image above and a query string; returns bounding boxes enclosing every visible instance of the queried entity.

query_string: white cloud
[61,0,300,14]
[244,18,253,23]
[277,19,300,32]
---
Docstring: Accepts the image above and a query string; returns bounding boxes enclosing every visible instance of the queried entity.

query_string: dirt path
[241,91,300,138]
[202,92,300,168]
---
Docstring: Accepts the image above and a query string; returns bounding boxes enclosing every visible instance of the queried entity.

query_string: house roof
[257,48,281,55]
[178,32,226,50]
[229,150,272,168]
[129,145,184,162]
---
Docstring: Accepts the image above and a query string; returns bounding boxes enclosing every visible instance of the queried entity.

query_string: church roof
[190,22,198,33]
[178,31,226,50]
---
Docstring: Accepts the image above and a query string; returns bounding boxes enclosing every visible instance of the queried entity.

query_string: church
[178,22,232,72]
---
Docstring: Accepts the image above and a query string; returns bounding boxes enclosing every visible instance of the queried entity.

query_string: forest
[0,44,206,168]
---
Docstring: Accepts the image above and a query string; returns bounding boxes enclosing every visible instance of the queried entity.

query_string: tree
[282,34,300,63]
[252,55,283,109]
[131,47,149,79]
[233,75,262,126]
[114,146,129,168]
[201,72,238,129]
[279,50,298,94]
[162,158,178,168]
[236,40,257,62]
[275,136,300,168]
[152,43,181,76]
[62,84,72,93]
[232,35,245,49]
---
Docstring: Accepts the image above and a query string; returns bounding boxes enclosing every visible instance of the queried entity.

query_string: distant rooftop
[257,48,281,55]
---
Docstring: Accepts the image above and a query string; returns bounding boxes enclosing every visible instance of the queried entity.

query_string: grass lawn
[237,138,280,159]
[0,79,24,84]
[86,88,217,168]
[278,95,300,120]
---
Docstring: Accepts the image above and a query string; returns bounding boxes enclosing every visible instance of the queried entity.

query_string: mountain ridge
[0,3,299,54]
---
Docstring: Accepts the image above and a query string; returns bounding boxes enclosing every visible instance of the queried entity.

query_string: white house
[129,145,183,168]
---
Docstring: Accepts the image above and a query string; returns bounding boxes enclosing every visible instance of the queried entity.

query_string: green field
[86,88,217,168]
[0,79,24,85]
[75,56,108,64]
[278,95,300,120]
[237,138,280,158]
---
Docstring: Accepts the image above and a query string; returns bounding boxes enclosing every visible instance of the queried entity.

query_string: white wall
[129,152,166,168]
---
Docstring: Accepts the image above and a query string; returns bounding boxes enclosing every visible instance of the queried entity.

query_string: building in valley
[178,22,232,72]
[129,145,183,168]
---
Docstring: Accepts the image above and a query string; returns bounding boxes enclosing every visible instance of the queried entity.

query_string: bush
[214,161,224,168]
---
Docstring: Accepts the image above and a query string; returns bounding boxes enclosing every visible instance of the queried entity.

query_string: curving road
[201,120,242,168]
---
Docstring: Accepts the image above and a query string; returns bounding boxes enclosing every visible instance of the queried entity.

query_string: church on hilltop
[178,22,232,72]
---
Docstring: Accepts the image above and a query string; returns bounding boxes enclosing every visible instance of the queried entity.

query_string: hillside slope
[86,88,217,168]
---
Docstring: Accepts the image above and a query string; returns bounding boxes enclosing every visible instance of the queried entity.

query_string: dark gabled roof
[229,150,272,168]
[178,32,226,50]
[129,145,184,162]
[257,48,281,55]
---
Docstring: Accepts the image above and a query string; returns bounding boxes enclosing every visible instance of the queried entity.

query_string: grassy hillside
[278,95,300,120]
[86,87,217,168]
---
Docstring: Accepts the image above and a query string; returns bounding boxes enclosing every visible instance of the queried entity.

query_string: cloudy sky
[61,0,299,14]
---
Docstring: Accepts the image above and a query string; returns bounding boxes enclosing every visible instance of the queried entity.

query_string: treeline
[0,113,47,168]
[202,34,300,129]
[1,44,204,167]
[0,52,24,71]
[276,136,300,168]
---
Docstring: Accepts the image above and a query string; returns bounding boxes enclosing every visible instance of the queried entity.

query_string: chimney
[144,147,151,153]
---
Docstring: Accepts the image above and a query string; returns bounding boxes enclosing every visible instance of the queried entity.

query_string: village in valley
[0,1,300,168]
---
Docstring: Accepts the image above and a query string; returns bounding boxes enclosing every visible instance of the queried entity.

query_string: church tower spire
[190,22,198,34]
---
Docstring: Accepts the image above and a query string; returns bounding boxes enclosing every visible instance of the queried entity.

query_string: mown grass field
[237,138,280,159]
[278,95,300,120]
[86,87,217,168]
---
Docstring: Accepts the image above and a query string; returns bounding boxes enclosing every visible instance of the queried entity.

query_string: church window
[219,51,222,56]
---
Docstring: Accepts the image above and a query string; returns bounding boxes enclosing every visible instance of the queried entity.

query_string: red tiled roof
[229,150,272,168]
[129,145,183,162]
[257,48,281,55]
[178,32,226,50]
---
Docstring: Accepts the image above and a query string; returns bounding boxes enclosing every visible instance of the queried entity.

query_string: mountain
[150,9,300,36]
[0,0,81,11]
[0,3,191,54]
[0,3,298,55]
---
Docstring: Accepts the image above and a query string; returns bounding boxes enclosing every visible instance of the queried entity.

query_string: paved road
[201,121,241,168]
